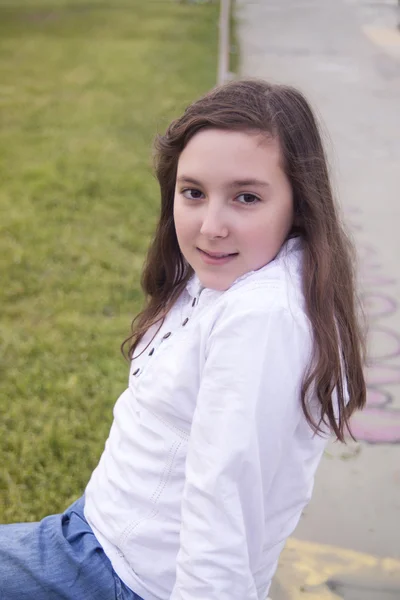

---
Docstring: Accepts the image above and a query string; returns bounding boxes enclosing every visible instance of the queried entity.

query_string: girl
[0,79,366,600]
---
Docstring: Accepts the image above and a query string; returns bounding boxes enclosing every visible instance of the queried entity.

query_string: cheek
[174,201,193,242]
[245,208,293,251]
[173,198,183,232]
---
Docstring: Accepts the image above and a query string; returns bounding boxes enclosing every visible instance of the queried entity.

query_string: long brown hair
[122,78,366,442]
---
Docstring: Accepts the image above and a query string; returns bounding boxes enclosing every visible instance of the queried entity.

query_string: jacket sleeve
[170,299,312,600]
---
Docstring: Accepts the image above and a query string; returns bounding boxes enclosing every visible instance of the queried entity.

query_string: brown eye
[182,189,204,200]
[237,193,260,205]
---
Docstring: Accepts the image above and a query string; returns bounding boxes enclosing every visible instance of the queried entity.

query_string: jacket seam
[151,440,182,504]
[147,408,190,441]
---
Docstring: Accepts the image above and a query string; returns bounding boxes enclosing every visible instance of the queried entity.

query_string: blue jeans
[0,496,143,600]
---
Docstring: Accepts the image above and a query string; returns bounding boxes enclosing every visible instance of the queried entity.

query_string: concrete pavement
[236,0,400,597]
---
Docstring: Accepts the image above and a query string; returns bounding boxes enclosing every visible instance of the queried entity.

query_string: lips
[199,249,238,258]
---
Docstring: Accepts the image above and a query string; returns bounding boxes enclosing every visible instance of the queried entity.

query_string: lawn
[0,0,219,522]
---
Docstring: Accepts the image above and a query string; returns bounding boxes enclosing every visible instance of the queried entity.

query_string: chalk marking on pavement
[362,26,400,59]
[348,238,400,444]
[274,537,400,599]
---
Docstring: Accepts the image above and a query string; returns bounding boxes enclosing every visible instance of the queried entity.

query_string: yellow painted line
[274,537,400,600]
[363,26,400,58]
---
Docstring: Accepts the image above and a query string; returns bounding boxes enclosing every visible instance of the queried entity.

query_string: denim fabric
[0,496,142,600]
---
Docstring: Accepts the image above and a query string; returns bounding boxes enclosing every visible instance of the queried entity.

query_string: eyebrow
[176,176,270,188]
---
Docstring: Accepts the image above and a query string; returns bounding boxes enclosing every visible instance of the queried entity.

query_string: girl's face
[173,129,294,291]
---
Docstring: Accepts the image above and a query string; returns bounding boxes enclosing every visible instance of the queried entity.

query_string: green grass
[229,0,239,74]
[0,0,219,522]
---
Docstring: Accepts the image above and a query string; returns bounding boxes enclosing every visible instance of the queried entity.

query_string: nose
[200,203,229,239]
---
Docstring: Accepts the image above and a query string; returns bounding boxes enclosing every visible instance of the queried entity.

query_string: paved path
[236,1,400,597]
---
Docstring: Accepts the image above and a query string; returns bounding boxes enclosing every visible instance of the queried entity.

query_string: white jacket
[84,237,330,600]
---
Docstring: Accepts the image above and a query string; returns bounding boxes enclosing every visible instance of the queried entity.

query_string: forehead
[177,129,282,179]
